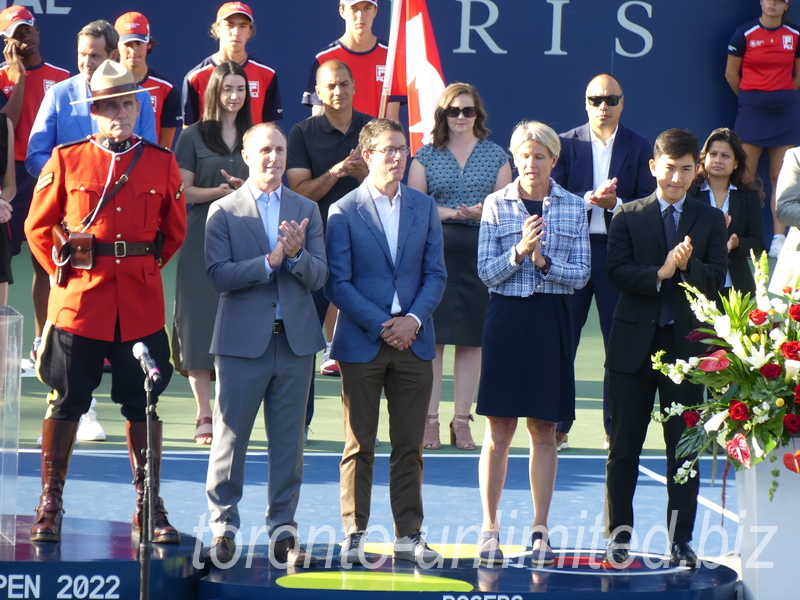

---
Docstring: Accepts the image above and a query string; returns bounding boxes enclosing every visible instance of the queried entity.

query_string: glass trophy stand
[0,306,22,544]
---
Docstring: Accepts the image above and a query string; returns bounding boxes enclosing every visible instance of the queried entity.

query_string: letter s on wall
[615,1,653,58]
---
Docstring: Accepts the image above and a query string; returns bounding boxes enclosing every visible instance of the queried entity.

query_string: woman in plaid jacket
[474,120,590,567]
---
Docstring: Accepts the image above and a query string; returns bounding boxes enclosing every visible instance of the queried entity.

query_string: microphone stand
[139,375,155,600]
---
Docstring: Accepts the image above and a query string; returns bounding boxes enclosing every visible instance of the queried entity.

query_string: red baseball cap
[216,2,254,23]
[114,12,151,44]
[0,5,35,38]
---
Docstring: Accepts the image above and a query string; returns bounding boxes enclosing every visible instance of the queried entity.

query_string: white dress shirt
[701,181,735,288]
[585,126,623,235]
[366,178,421,330]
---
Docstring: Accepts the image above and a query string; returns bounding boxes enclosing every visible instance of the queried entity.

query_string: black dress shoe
[271,536,318,567]
[670,542,698,568]
[601,541,630,567]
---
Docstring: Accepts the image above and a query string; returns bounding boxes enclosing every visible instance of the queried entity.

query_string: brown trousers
[339,344,433,537]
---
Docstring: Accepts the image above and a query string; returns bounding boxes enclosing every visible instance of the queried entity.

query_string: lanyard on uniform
[79,141,144,231]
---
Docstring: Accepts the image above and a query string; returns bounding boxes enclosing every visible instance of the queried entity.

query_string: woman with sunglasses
[726,0,799,258]
[692,128,765,297]
[475,120,589,566]
[408,83,511,450]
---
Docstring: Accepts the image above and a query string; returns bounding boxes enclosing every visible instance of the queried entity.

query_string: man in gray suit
[325,118,446,566]
[203,123,327,567]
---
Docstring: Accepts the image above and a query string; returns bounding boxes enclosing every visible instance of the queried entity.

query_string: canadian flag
[383,0,445,154]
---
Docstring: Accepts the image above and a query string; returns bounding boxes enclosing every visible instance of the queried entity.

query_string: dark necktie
[658,205,676,327]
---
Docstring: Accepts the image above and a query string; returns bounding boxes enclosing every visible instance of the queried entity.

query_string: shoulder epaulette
[140,137,173,153]
[56,135,92,150]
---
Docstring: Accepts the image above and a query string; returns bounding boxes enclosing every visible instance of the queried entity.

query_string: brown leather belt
[273,320,285,334]
[96,241,156,258]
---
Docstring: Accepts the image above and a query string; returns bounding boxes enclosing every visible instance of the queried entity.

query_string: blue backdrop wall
[16,0,800,192]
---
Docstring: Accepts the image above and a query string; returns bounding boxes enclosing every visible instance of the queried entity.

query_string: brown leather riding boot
[30,419,78,542]
[127,420,179,544]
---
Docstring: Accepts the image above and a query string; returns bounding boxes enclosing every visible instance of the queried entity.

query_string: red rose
[790,304,800,322]
[749,309,769,325]
[760,363,783,379]
[784,414,800,435]
[730,400,750,421]
[683,411,701,428]
[699,349,731,372]
[782,341,800,361]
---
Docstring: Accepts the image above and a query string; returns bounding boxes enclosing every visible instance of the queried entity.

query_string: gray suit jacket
[205,183,327,358]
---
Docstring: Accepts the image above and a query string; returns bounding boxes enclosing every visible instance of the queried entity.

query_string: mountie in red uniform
[24,133,187,545]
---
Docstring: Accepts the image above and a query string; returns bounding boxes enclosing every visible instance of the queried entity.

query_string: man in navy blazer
[551,73,655,447]
[325,118,446,566]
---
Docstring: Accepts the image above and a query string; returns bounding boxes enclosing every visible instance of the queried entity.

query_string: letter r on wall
[453,0,508,54]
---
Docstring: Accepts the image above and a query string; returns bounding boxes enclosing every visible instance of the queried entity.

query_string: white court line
[638,464,738,522]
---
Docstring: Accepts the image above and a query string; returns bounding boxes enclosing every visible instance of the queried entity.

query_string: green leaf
[676,425,706,459]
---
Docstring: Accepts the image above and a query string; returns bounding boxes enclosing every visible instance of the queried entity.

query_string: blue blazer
[26,75,158,177]
[552,122,655,230]
[325,180,447,363]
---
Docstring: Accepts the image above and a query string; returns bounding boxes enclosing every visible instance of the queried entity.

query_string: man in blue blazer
[325,119,446,566]
[551,73,655,447]
[26,19,157,177]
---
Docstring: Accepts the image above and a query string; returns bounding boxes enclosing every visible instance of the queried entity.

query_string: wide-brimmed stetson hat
[70,60,158,105]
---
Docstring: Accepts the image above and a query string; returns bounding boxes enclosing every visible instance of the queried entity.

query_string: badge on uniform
[36,172,55,192]
[175,183,184,201]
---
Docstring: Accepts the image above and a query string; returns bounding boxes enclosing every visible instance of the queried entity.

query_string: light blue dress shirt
[248,181,301,320]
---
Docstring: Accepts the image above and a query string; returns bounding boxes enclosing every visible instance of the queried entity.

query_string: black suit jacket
[552,122,655,230]
[604,194,728,373]
[690,187,765,295]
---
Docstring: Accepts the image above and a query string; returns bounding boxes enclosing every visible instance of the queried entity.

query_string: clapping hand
[515,214,544,263]
[221,169,244,190]
[278,218,309,259]
[454,203,483,220]
[589,177,618,211]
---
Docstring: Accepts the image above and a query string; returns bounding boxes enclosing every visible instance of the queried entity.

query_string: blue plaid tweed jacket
[477,178,590,296]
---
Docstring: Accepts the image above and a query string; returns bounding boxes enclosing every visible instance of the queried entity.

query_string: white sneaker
[339,531,367,565]
[769,234,786,258]
[393,532,441,565]
[76,398,106,441]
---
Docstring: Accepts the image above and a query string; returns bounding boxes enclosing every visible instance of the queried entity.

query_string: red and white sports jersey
[141,67,182,137]
[182,54,282,126]
[0,60,69,161]
[729,20,800,91]
[302,39,406,118]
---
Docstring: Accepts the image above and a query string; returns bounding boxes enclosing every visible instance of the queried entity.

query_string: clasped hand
[380,316,417,351]
[589,177,618,211]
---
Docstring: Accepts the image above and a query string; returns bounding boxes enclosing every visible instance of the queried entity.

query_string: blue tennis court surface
[13,452,740,560]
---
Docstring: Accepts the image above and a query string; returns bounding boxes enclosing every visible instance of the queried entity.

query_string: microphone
[132,342,162,384]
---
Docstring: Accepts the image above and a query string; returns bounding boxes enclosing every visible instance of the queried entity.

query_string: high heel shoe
[478,530,504,567]
[423,415,440,450]
[449,414,476,450]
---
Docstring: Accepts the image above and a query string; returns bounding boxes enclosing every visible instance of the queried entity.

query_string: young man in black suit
[602,129,728,568]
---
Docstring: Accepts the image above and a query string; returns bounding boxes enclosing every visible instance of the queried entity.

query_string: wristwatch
[540,256,552,275]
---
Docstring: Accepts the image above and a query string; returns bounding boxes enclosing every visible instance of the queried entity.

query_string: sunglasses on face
[445,106,478,118]
[586,95,622,107]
